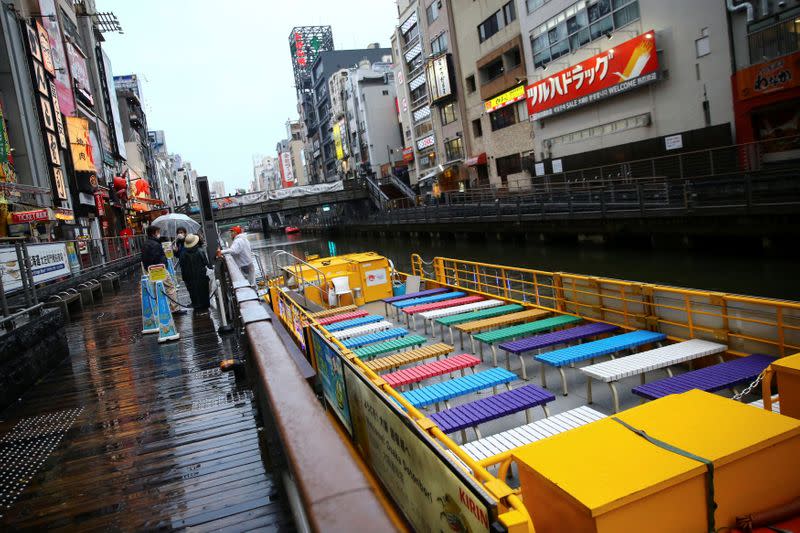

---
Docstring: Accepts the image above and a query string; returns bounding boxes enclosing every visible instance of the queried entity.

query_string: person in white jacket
[218,226,255,286]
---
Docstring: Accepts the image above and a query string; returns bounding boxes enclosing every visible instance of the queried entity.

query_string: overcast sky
[101,0,398,192]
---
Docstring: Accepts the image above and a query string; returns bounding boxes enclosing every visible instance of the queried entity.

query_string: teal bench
[535,330,666,396]
[401,367,518,410]
[473,315,582,366]
[353,335,428,360]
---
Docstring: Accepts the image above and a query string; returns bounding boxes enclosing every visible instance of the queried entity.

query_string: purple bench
[429,384,556,442]
[632,353,775,400]
[498,322,620,380]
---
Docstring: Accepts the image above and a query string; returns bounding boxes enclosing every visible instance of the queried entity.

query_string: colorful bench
[392,292,466,310]
[366,343,454,372]
[326,314,384,332]
[342,328,409,349]
[430,384,556,441]
[632,353,775,401]
[535,330,667,395]
[354,335,428,360]
[420,300,505,334]
[316,310,370,326]
[435,304,525,345]
[382,288,449,315]
[459,406,605,463]
[474,315,583,366]
[332,320,394,340]
[401,368,518,410]
[455,309,551,351]
[500,322,620,379]
[309,305,358,318]
[402,295,485,330]
[580,338,727,412]
[382,354,481,389]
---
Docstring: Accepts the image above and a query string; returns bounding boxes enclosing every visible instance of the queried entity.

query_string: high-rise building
[393,0,472,192]
[211,180,226,198]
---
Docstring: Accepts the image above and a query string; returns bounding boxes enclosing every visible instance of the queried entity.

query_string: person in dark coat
[142,225,167,270]
[179,233,211,312]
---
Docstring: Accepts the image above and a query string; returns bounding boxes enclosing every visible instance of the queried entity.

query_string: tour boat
[265,251,800,532]
[284,226,301,234]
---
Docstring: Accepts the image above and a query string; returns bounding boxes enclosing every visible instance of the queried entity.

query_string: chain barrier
[731,369,766,401]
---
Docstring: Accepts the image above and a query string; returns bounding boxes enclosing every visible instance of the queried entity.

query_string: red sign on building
[11,209,49,224]
[526,31,659,120]
[402,147,414,162]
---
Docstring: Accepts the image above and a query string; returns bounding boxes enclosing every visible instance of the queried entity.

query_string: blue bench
[402,368,517,410]
[383,288,448,305]
[341,327,409,349]
[499,322,619,379]
[393,292,466,310]
[429,384,556,442]
[325,314,384,332]
[534,330,666,395]
[632,353,775,401]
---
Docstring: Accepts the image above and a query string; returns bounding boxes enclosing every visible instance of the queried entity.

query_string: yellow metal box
[513,390,800,533]
[772,352,800,419]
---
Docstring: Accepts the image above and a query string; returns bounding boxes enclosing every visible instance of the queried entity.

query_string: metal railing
[222,256,399,532]
[270,250,330,309]
[411,256,800,358]
[1,235,145,313]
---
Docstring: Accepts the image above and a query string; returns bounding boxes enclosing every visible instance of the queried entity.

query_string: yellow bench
[365,343,454,373]
[456,309,550,353]
[309,305,358,319]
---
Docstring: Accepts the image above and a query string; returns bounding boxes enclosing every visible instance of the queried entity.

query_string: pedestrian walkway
[0,274,293,531]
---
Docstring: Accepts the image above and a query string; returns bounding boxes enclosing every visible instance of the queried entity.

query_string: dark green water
[251,232,799,300]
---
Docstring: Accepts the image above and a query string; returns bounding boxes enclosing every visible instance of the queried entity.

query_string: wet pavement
[0,273,294,531]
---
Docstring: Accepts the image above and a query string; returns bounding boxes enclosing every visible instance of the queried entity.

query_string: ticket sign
[10,209,50,224]
[343,357,495,532]
[526,31,660,120]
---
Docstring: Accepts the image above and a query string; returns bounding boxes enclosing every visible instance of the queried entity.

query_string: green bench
[353,335,428,360]
[473,315,582,366]
[434,304,524,345]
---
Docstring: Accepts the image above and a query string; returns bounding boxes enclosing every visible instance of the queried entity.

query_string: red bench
[382,354,481,388]
[316,310,369,326]
[402,296,484,329]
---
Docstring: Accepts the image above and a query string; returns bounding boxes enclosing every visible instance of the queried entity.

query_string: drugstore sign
[526,31,660,120]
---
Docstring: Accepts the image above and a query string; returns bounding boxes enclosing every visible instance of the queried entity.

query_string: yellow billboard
[484,85,525,113]
[66,116,94,172]
[333,121,345,160]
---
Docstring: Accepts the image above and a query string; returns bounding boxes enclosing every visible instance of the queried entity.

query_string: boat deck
[0,274,294,531]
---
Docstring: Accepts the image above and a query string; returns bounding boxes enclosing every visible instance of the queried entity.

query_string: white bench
[750,395,780,413]
[580,338,727,413]
[419,300,503,334]
[332,320,394,340]
[456,406,605,465]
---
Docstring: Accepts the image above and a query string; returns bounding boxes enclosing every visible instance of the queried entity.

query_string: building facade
[517,0,737,181]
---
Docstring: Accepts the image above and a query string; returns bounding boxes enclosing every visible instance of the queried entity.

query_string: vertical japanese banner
[66,116,94,172]
[38,0,75,117]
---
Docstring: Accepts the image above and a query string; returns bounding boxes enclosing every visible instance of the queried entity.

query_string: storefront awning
[418,165,444,184]
[466,153,487,166]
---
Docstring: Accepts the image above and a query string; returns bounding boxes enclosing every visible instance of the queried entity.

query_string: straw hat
[184,234,200,249]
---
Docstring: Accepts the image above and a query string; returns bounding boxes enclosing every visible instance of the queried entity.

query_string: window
[530,0,641,69]
[382,89,389,95]
[490,104,517,131]
[445,137,464,161]
[526,0,550,13]
[431,32,448,55]
[466,75,476,93]
[472,118,483,138]
[426,1,440,24]
[496,153,522,179]
[440,102,457,125]
[482,58,504,83]
[478,1,516,43]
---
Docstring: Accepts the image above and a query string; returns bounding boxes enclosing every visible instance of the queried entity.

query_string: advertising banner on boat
[0,242,70,292]
[526,31,659,120]
[309,328,352,435]
[343,359,494,532]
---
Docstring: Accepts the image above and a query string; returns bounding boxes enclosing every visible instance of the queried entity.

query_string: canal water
[250,231,800,300]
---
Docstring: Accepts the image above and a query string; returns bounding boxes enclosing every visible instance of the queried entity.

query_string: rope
[611,417,717,533]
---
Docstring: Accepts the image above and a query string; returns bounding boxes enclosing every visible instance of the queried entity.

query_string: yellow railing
[429,257,800,358]
[268,276,535,532]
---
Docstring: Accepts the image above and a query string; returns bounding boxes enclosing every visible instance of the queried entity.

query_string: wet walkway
[0,273,294,531]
